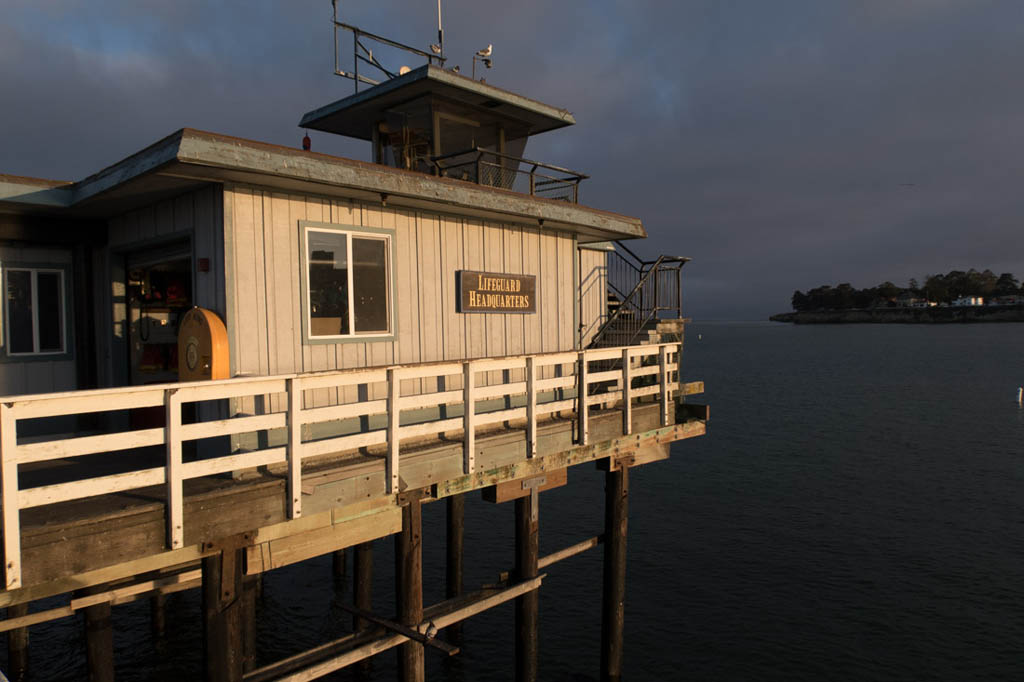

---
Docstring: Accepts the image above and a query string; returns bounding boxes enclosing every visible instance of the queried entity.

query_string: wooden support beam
[482,468,567,504]
[525,356,537,457]
[1,402,22,590]
[242,575,259,673]
[463,362,476,474]
[6,601,29,681]
[286,377,303,519]
[166,389,184,549]
[387,368,401,494]
[150,593,166,639]
[395,497,424,682]
[336,602,458,656]
[577,352,588,445]
[446,494,465,641]
[601,467,629,682]
[83,587,114,682]
[621,348,632,436]
[353,542,373,631]
[515,491,540,682]
[203,548,246,682]
[332,549,347,582]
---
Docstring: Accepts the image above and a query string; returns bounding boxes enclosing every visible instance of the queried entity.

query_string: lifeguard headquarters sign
[457,270,537,314]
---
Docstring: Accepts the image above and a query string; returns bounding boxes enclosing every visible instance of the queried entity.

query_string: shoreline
[769,305,1024,324]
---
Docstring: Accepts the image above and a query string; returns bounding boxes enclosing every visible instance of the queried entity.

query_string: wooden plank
[181,448,287,479]
[393,362,463,382]
[399,390,463,411]
[180,413,286,442]
[18,427,165,463]
[463,362,475,474]
[525,356,536,457]
[174,378,288,403]
[398,417,463,440]
[287,377,302,519]
[302,430,387,458]
[475,381,526,401]
[682,381,704,396]
[18,467,165,509]
[245,507,401,574]
[535,398,577,415]
[166,390,184,549]
[585,348,622,362]
[299,369,386,391]
[482,467,567,503]
[577,352,588,446]
[1,403,22,589]
[387,369,400,495]
[622,347,632,436]
[10,388,164,419]
[535,376,576,392]
[473,357,527,374]
[474,406,527,427]
[301,399,388,424]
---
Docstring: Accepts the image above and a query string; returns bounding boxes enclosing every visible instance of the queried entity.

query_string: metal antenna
[437,0,444,58]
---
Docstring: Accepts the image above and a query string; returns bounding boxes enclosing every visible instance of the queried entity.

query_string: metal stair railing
[590,241,689,348]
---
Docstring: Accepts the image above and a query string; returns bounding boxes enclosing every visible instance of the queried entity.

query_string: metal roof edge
[174,130,643,239]
[70,130,186,205]
[0,177,74,209]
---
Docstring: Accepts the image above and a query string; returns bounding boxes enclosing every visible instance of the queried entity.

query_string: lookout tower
[300,13,587,201]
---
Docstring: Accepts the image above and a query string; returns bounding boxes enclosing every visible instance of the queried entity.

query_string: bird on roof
[476,44,492,57]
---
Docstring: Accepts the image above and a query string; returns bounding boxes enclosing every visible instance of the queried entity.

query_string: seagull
[476,44,492,57]
[430,43,442,54]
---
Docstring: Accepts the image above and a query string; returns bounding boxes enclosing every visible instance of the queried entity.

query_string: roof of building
[299,64,576,141]
[0,129,643,242]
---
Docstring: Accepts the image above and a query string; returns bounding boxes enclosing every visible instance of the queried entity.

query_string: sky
[3,0,1024,320]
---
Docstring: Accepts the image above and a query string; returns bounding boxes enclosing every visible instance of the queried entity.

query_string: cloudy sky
[4,0,1024,319]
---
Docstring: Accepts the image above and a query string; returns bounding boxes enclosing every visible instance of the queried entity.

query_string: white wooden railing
[0,343,681,590]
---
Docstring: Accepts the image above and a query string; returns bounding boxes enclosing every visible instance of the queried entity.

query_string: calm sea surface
[6,321,1024,680]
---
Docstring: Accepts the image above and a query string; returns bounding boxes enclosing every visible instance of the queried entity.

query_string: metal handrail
[589,242,689,348]
[431,148,588,203]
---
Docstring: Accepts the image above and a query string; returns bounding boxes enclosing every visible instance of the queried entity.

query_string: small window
[4,268,67,356]
[304,225,393,339]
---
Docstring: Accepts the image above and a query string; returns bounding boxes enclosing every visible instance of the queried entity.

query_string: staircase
[590,242,689,348]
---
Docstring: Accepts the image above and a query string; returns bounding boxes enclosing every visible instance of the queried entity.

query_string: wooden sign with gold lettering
[457,270,537,314]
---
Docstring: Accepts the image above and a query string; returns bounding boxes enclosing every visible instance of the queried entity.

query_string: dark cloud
[4,0,1024,319]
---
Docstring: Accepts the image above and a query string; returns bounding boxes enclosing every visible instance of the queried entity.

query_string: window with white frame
[304,225,392,339]
[4,267,67,355]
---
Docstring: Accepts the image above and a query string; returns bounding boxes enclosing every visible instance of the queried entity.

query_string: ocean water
[5,321,1024,680]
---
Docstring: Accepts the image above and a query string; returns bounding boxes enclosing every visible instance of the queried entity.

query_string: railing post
[476,157,482,187]
[1,402,22,589]
[622,348,632,435]
[577,351,589,446]
[387,369,401,495]
[677,267,683,318]
[286,377,303,518]
[526,356,537,457]
[529,169,535,196]
[166,389,184,550]
[659,344,670,427]
[463,362,476,474]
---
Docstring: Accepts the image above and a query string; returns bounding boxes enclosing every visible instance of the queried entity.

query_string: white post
[526,356,537,457]
[659,344,670,426]
[622,347,632,435]
[1,403,22,589]
[463,362,476,474]
[578,351,589,446]
[387,369,401,494]
[165,389,184,549]
[1018,387,1022,405]
[287,377,303,518]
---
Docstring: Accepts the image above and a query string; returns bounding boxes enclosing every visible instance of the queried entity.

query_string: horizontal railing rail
[0,343,683,590]
[431,147,589,203]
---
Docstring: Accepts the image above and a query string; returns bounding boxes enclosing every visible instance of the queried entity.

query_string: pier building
[0,13,706,681]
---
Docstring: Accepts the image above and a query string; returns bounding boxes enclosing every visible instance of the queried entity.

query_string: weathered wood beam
[445,494,465,640]
[600,466,629,682]
[6,601,29,681]
[82,586,114,682]
[515,491,539,682]
[203,548,245,682]
[395,497,424,682]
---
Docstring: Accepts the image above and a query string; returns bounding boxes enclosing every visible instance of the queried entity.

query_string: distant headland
[772,269,1024,323]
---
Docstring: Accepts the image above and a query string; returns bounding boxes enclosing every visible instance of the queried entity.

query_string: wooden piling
[446,493,465,640]
[6,602,29,681]
[150,593,166,639]
[242,575,258,673]
[202,548,245,682]
[332,549,348,582]
[83,595,114,682]
[514,491,539,682]
[395,496,424,682]
[600,466,629,682]
[353,542,373,632]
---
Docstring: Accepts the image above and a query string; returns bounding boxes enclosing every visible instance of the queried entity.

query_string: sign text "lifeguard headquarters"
[457,270,537,314]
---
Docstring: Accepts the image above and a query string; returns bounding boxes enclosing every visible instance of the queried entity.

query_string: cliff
[769,305,1024,324]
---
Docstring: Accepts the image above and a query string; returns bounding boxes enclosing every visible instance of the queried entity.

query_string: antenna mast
[437,0,444,58]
